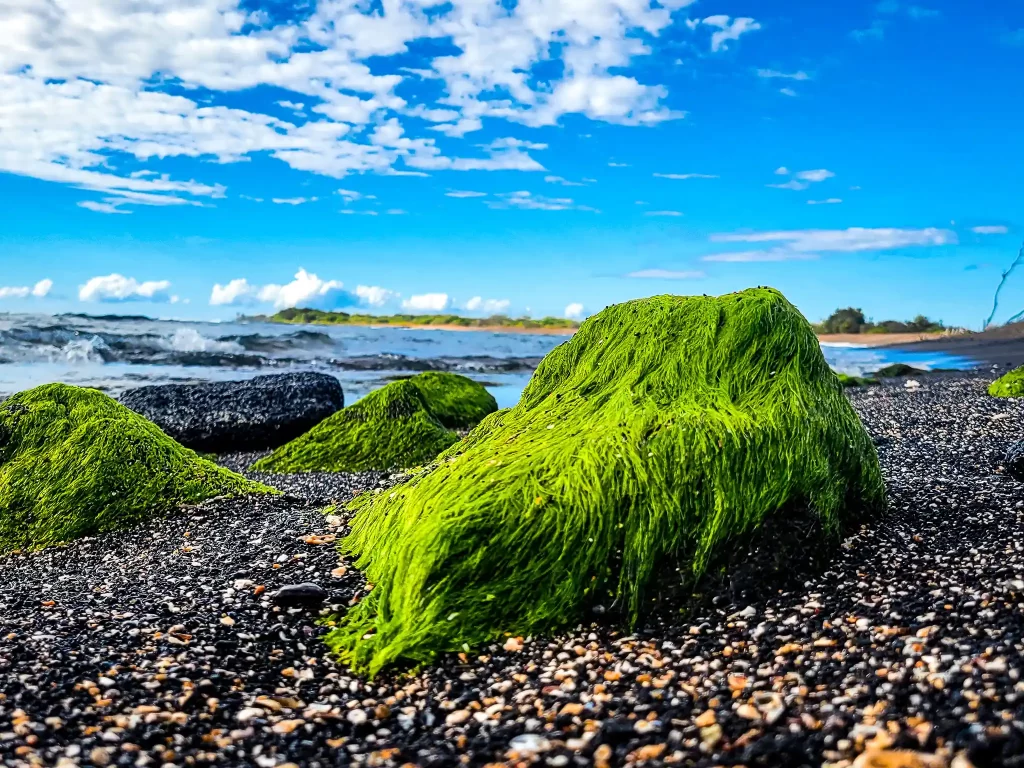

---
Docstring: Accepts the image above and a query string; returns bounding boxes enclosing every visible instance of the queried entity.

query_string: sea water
[0,313,975,407]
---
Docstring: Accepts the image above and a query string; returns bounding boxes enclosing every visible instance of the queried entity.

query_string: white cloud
[626,269,705,279]
[653,173,718,180]
[807,198,843,205]
[210,278,257,306]
[775,166,790,175]
[488,191,598,212]
[645,210,684,217]
[79,274,173,302]
[564,302,585,319]
[545,175,586,186]
[702,16,762,52]
[757,69,810,80]
[257,269,347,310]
[385,209,407,215]
[336,189,365,202]
[706,227,957,261]
[78,200,132,214]
[972,225,1009,234]
[272,197,317,205]
[339,209,379,216]
[445,190,487,198]
[465,296,512,313]
[702,249,821,263]
[779,87,797,97]
[796,169,835,182]
[768,179,811,191]
[608,162,630,167]
[355,285,398,307]
[402,293,449,311]
[0,279,52,299]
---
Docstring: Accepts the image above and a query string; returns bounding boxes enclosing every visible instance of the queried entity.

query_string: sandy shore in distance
[817,332,947,346]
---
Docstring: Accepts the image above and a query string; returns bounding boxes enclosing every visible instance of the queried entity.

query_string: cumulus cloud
[0,0,706,204]
[768,168,836,191]
[402,293,450,311]
[211,269,353,310]
[210,278,257,306]
[0,279,53,299]
[626,269,705,278]
[465,296,512,313]
[79,274,173,302]
[564,302,585,319]
[272,197,318,205]
[355,285,398,307]
[972,225,1009,234]
[757,69,811,80]
[704,227,957,261]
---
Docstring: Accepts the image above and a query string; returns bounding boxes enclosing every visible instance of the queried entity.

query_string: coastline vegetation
[254,307,579,331]
[325,288,885,676]
[814,307,946,335]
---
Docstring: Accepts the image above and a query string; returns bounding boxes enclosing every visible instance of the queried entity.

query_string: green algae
[252,380,458,473]
[0,383,268,553]
[407,372,497,429]
[988,366,1024,397]
[326,287,886,677]
[836,373,879,388]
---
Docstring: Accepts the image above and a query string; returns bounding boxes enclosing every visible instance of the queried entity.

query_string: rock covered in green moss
[326,287,886,676]
[252,380,458,473]
[406,372,497,429]
[836,372,879,388]
[0,384,267,553]
[988,367,1024,398]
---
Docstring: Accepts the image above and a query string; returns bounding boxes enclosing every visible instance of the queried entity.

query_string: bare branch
[984,240,1024,330]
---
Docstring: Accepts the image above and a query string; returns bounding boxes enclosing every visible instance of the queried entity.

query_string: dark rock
[271,583,328,608]
[119,373,344,452]
[1004,440,1024,480]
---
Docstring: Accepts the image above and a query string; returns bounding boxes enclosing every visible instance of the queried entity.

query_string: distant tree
[821,307,867,334]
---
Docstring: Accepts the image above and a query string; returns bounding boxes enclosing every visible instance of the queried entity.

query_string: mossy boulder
[871,363,926,378]
[405,372,497,429]
[252,380,458,473]
[989,367,1024,397]
[836,373,879,388]
[0,383,267,553]
[326,287,886,676]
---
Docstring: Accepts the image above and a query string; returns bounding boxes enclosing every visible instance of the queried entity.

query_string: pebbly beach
[3,291,1024,768]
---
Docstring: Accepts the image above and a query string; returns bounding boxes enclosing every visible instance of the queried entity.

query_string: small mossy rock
[120,373,345,453]
[406,372,497,429]
[836,373,879,388]
[327,287,886,676]
[0,383,267,553]
[988,367,1024,398]
[872,363,926,378]
[252,380,457,473]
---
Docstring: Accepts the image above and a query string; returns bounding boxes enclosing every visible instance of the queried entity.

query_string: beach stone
[271,583,328,608]
[1004,440,1024,480]
[119,373,344,452]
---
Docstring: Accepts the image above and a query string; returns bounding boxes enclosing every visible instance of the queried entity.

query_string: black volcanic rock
[120,373,344,453]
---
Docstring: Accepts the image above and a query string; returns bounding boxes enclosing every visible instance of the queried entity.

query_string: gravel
[3,372,1024,767]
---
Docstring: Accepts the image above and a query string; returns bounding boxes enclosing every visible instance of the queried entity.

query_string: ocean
[0,313,977,406]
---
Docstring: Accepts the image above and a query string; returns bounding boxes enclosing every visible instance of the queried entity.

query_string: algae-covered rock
[252,380,458,473]
[406,372,497,429]
[836,372,879,388]
[988,367,1024,398]
[872,363,926,378]
[328,287,886,676]
[0,383,267,553]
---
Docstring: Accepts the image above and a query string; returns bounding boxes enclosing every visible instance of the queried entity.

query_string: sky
[0,0,1022,328]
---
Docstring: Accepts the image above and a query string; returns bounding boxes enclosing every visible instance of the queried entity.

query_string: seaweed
[0,383,268,553]
[988,366,1024,398]
[252,380,458,473]
[326,288,886,676]
[407,372,497,429]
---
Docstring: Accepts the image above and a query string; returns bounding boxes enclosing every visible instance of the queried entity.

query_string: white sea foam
[167,328,244,354]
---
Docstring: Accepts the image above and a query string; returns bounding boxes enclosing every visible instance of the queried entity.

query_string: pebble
[271,583,328,608]
[2,373,1024,767]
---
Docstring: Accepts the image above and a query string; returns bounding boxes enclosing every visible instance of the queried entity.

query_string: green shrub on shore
[252,379,458,473]
[0,383,267,553]
[406,372,498,429]
[326,287,886,676]
[988,367,1024,397]
[256,307,579,332]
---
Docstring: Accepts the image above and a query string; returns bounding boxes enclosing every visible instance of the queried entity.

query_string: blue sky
[1,0,1022,327]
